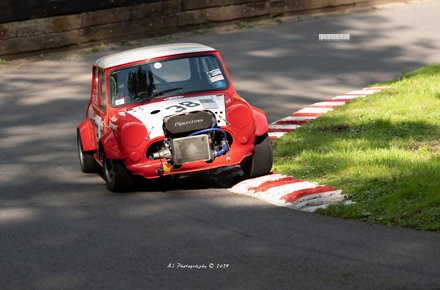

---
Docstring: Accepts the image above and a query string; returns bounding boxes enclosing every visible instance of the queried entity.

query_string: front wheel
[77,131,97,173]
[103,153,136,192]
[241,133,273,178]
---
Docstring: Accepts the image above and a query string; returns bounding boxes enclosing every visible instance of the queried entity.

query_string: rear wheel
[77,131,97,173]
[241,133,273,178]
[103,153,136,192]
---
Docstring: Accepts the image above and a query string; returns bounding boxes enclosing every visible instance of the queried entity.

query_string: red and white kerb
[268,87,389,140]
[223,87,388,212]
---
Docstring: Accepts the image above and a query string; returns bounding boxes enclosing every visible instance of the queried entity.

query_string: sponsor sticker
[174,119,204,127]
[115,99,125,105]
[209,75,224,83]
[164,96,184,100]
[154,62,162,69]
[215,81,226,88]
[207,68,222,77]
[108,122,118,130]
[163,164,171,173]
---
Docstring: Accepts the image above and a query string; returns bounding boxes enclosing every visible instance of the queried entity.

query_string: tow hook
[156,166,164,175]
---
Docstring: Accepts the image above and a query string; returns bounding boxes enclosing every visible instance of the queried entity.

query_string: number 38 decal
[166,101,200,113]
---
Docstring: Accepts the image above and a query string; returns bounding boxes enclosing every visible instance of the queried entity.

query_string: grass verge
[271,64,440,231]
[186,24,210,37]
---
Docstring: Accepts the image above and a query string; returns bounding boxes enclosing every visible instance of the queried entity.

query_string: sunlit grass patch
[119,39,133,46]
[272,64,440,231]
[86,42,106,54]
[236,21,253,29]
[160,35,178,43]
[186,24,210,37]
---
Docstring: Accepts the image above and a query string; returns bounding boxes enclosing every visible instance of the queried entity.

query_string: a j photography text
[167,263,229,269]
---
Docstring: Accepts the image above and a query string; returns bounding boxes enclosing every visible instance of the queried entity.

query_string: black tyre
[241,133,273,178]
[77,131,97,173]
[103,153,136,192]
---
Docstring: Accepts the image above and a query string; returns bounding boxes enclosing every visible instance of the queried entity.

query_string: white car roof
[94,43,216,69]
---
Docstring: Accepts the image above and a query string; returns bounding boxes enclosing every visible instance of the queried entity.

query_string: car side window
[98,69,106,110]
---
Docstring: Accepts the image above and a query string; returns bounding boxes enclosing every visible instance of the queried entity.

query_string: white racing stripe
[268,125,301,130]
[279,116,318,121]
[291,194,346,210]
[268,132,287,138]
[364,87,388,90]
[296,107,333,113]
[312,101,347,106]
[344,90,376,95]
[361,90,381,93]
[332,95,365,100]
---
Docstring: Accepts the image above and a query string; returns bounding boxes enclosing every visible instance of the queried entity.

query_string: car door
[88,67,107,161]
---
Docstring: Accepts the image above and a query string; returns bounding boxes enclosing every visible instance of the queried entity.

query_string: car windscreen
[108,55,229,107]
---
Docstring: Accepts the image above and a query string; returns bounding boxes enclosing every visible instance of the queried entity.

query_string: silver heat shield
[171,135,213,165]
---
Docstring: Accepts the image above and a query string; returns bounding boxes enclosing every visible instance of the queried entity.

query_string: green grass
[236,21,253,29]
[86,42,106,54]
[271,17,283,24]
[48,51,63,56]
[160,35,178,43]
[119,39,133,46]
[0,59,8,65]
[272,64,440,231]
[186,24,210,37]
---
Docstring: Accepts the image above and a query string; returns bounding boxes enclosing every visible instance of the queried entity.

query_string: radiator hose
[187,128,227,157]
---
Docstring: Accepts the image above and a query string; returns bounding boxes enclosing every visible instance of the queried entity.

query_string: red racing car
[77,43,272,191]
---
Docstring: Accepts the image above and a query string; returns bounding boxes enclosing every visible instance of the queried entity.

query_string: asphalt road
[1,1,440,289]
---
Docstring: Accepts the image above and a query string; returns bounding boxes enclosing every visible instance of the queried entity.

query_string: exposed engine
[147,111,229,167]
